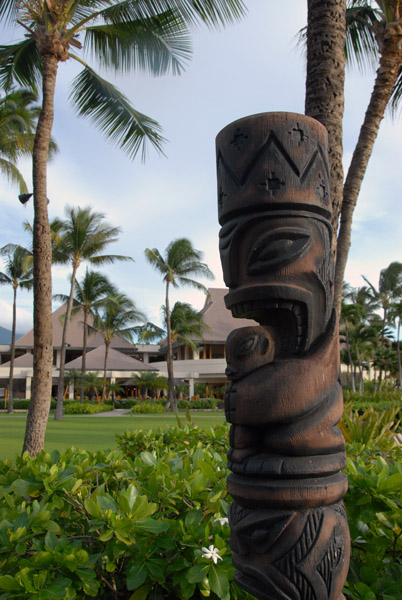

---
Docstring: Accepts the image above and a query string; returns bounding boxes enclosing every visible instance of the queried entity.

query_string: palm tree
[164,300,210,352]
[0,244,33,412]
[389,300,402,390]
[305,0,346,239]
[91,293,146,402]
[79,371,102,402]
[304,2,402,313]
[52,205,132,419]
[362,261,402,341]
[131,371,168,399]
[0,0,245,456]
[145,238,214,410]
[0,88,39,193]
[54,268,117,402]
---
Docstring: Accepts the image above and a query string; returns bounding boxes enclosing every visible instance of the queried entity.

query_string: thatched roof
[64,346,156,372]
[16,304,135,351]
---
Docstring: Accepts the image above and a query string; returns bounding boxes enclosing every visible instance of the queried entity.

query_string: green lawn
[0,412,226,461]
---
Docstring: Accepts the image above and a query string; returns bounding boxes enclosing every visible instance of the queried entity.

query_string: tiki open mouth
[230,298,308,355]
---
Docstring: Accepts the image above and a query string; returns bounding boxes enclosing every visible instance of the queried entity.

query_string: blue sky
[1,0,402,334]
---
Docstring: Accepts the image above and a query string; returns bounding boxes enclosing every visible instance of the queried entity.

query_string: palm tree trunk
[102,342,110,402]
[305,0,346,238]
[345,328,355,393]
[23,54,58,456]
[55,265,78,419]
[7,284,17,414]
[165,280,176,411]
[80,308,89,403]
[335,41,402,313]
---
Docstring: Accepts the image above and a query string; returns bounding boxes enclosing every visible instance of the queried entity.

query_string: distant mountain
[0,327,23,345]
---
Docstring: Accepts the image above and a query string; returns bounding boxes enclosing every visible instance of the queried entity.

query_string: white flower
[214,517,229,526]
[201,545,223,564]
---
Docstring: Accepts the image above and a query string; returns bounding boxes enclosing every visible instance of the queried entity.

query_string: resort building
[0,288,255,399]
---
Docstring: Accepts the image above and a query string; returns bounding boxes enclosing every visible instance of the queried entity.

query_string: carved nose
[225,365,238,379]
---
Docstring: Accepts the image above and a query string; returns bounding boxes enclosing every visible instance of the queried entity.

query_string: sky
[1,0,402,335]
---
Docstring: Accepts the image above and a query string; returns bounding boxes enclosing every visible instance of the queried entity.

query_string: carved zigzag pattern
[217,131,329,188]
[273,510,323,600]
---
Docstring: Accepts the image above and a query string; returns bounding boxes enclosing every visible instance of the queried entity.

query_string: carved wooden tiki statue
[216,113,350,600]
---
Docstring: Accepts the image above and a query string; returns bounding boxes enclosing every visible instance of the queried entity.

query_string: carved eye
[247,229,311,274]
[236,335,258,357]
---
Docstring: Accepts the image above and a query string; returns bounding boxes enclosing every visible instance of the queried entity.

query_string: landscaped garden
[0,403,401,599]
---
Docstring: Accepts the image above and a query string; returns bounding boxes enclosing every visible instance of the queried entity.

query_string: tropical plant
[362,261,402,340]
[305,0,346,240]
[0,88,39,192]
[130,370,168,398]
[0,0,245,457]
[0,244,33,412]
[79,371,103,402]
[54,268,117,402]
[91,293,146,401]
[145,238,214,410]
[105,380,124,403]
[52,205,132,419]
[304,1,402,313]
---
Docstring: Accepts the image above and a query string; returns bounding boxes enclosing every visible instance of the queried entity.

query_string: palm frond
[69,64,165,159]
[390,67,402,114]
[345,2,381,72]
[84,11,191,76]
[0,0,18,24]
[0,157,27,192]
[89,253,134,264]
[98,0,246,30]
[0,40,42,92]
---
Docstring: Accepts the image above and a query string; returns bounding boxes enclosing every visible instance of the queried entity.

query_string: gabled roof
[64,346,157,372]
[0,352,33,368]
[198,288,258,342]
[16,304,135,351]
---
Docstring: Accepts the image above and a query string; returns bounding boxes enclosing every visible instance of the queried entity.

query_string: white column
[25,376,32,400]
[189,377,195,399]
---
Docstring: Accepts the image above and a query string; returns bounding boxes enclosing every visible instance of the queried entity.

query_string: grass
[0,411,226,461]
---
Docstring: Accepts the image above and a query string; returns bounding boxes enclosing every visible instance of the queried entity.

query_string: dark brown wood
[216,113,349,600]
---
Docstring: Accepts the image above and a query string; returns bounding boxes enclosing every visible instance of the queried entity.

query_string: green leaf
[209,565,229,600]
[197,459,216,480]
[10,479,40,497]
[0,575,21,591]
[140,451,158,466]
[127,563,147,591]
[186,565,205,584]
[129,583,152,600]
[136,519,169,533]
[99,529,114,542]
[378,473,402,492]
[45,531,59,551]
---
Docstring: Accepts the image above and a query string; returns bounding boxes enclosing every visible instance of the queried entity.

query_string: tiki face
[220,212,334,353]
[216,113,349,600]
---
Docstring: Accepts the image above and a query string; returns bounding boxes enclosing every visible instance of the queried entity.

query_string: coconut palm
[0,0,245,455]
[52,205,132,419]
[131,371,168,398]
[0,244,33,412]
[389,300,402,390]
[305,0,346,239]
[54,268,117,402]
[362,261,402,340]
[91,293,146,402]
[0,88,38,192]
[145,238,214,410]
[163,300,210,352]
[304,2,402,312]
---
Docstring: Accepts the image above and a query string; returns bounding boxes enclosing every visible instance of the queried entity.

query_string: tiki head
[216,113,334,355]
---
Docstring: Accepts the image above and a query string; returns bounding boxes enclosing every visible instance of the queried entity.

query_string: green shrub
[0,414,401,598]
[8,399,57,410]
[113,398,139,409]
[178,398,219,409]
[131,401,165,414]
[116,423,229,458]
[63,402,114,415]
[0,426,249,600]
